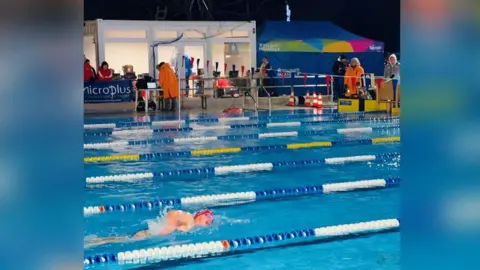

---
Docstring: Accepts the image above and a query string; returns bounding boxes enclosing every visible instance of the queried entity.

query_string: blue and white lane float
[84,218,400,266]
[84,116,400,137]
[85,152,400,184]
[84,124,400,149]
[83,177,400,216]
[83,111,388,129]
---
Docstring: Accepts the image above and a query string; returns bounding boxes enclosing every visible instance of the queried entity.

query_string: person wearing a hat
[332,55,348,101]
[384,54,400,82]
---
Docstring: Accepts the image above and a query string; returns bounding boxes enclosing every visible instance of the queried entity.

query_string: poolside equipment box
[338,76,400,114]
[338,99,388,112]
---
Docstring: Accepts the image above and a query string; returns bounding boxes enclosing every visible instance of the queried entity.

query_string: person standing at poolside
[383,54,400,83]
[157,62,179,111]
[344,58,365,97]
[331,55,348,101]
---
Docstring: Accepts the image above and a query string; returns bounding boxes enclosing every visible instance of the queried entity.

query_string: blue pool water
[84,109,400,270]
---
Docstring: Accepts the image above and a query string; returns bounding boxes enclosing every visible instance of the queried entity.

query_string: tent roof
[257,21,384,53]
[258,21,372,41]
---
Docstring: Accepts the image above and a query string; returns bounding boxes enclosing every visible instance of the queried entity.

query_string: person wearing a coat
[157,62,179,111]
[84,59,96,83]
[344,58,365,97]
[383,54,400,82]
[97,61,113,81]
[331,55,348,100]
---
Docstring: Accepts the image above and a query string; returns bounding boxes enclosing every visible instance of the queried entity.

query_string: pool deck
[84,95,336,118]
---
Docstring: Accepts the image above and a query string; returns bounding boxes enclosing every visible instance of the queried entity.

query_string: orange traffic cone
[288,89,295,106]
[316,94,323,108]
[312,92,318,108]
[305,91,311,107]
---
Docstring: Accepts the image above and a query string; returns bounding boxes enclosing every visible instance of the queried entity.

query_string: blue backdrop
[84,80,134,103]
[260,52,385,77]
[257,21,385,78]
[258,21,365,41]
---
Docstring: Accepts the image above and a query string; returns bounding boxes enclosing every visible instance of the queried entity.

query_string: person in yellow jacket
[343,58,365,97]
[157,62,179,111]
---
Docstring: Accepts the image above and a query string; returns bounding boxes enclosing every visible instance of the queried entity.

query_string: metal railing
[134,74,336,114]
[242,87,258,113]
[259,86,272,116]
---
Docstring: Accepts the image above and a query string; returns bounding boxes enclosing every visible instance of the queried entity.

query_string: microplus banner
[84,80,134,103]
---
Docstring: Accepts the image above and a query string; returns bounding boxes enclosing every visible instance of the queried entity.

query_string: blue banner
[84,80,134,103]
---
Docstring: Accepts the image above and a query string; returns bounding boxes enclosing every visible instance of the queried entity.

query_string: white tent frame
[84,19,257,77]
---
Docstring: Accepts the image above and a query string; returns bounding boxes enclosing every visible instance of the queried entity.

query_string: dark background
[84,0,400,53]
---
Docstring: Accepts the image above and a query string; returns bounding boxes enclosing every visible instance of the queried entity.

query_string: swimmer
[84,209,214,248]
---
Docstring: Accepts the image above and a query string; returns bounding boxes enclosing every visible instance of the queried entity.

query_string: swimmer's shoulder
[166,210,193,224]
[168,210,193,218]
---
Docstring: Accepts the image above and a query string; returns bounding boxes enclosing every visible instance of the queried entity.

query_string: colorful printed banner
[259,39,384,53]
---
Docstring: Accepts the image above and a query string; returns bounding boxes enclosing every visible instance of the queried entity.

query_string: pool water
[84,109,400,270]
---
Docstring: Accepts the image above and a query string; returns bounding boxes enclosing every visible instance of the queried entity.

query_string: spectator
[344,58,365,97]
[384,54,400,81]
[86,60,97,78]
[157,62,179,111]
[260,56,271,78]
[331,55,348,101]
[84,59,95,83]
[184,53,193,94]
[97,61,113,81]
[260,56,275,96]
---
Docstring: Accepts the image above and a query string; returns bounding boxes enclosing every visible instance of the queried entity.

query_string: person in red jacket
[97,61,113,81]
[84,59,95,82]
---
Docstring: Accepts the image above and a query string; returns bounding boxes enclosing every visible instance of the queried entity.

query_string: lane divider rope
[84,125,399,149]
[83,111,388,129]
[84,137,400,163]
[85,152,400,183]
[84,177,400,216]
[84,116,400,137]
[84,218,400,266]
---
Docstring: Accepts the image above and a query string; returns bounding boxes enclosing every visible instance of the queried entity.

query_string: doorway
[156,45,178,73]
[153,42,206,96]
[181,43,205,96]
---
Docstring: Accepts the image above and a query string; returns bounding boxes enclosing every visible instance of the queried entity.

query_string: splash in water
[218,215,251,225]
[145,206,173,235]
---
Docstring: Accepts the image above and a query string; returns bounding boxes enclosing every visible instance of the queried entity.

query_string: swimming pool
[84,109,400,270]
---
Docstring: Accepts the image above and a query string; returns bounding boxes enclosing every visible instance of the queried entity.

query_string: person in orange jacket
[157,62,179,111]
[344,58,364,97]
[97,61,113,81]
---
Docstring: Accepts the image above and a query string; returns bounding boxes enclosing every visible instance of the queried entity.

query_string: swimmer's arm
[158,225,177,235]
[132,229,149,240]
[175,219,194,232]
[84,236,130,248]
[176,225,191,232]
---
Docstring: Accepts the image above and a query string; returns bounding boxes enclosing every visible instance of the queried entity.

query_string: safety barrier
[84,137,400,163]
[84,116,400,137]
[84,124,399,149]
[84,218,400,266]
[85,152,400,183]
[84,177,400,216]
[83,111,388,129]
